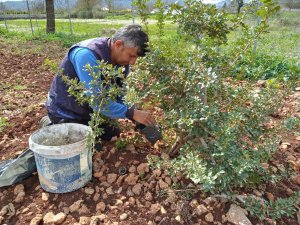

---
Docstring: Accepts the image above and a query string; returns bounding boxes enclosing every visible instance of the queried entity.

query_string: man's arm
[69,47,128,119]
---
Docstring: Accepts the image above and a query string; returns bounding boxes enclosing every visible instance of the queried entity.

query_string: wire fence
[0,0,136,36]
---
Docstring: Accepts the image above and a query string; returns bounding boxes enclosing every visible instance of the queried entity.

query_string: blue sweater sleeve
[69,47,128,119]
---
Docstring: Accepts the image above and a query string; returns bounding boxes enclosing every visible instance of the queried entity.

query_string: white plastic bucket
[29,123,92,193]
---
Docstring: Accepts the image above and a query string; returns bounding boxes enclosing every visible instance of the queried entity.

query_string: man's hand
[133,109,156,126]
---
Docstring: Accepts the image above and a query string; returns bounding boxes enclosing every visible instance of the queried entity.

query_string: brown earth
[0,38,299,225]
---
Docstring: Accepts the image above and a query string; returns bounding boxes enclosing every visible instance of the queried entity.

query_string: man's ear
[114,40,123,49]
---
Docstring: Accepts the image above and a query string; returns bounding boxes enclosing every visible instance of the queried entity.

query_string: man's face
[114,40,139,66]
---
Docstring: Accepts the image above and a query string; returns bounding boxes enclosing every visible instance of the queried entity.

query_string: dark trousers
[48,113,121,141]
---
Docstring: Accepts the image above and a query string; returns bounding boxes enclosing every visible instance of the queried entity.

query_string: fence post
[26,0,34,35]
[67,0,73,34]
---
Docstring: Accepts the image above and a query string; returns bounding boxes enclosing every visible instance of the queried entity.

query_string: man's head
[111,24,149,66]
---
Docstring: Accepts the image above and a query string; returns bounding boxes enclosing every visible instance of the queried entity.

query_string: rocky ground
[0,38,299,225]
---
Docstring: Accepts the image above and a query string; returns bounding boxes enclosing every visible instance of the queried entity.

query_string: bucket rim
[29,123,92,155]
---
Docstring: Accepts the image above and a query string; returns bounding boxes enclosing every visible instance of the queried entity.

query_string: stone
[145,191,153,201]
[132,183,143,195]
[15,191,25,203]
[29,214,43,225]
[153,169,162,177]
[0,203,15,217]
[226,204,252,225]
[79,216,91,225]
[84,187,95,195]
[265,192,275,201]
[125,173,139,185]
[120,213,128,221]
[265,218,276,225]
[128,197,136,206]
[150,203,161,215]
[90,214,106,224]
[158,179,169,189]
[96,202,106,212]
[205,213,214,222]
[164,177,172,185]
[42,192,49,201]
[14,184,24,195]
[106,187,114,195]
[126,144,135,152]
[116,175,126,186]
[69,200,83,213]
[93,193,100,202]
[137,163,149,174]
[203,197,217,205]
[189,199,199,208]
[175,215,181,222]
[195,204,208,216]
[93,171,103,178]
[107,173,118,184]
[160,206,167,214]
[78,204,90,215]
[43,212,66,224]
[291,175,300,185]
[128,165,137,173]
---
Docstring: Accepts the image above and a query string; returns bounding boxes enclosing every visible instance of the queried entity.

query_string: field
[0,9,299,225]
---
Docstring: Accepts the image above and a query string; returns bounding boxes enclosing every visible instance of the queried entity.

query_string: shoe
[39,115,51,128]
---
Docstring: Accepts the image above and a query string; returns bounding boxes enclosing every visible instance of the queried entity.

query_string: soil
[0,39,299,225]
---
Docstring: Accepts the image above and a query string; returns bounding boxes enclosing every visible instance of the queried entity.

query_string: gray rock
[226,204,252,225]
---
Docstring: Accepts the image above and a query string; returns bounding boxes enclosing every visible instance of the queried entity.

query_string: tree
[285,0,300,11]
[237,0,244,14]
[46,0,55,33]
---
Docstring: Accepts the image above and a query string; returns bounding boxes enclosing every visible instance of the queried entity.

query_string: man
[46,24,156,141]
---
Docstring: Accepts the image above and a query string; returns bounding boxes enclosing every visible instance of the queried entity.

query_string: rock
[125,173,139,185]
[161,153,170,160]
[145,201,152,208]
[205,213,214,222]
[115,161,121,167]
[107,173,118,184]
[79,216,91,225]
[132,183,143,195]
[93,193,100,202]
[128,165,137,173]
[128,197,136,206]
[265,218,276,225]
[189,199,199,208]
[164,177,172,185]
[78,204,90,215]
[69,200,83,213]
[93,171,103,178]
[158,179,169,189]
[106,187,114,195]
[203,197,217,205]
[160,206,167,214]
[15,191,25,203]
[43,212,66,224]
[0,203,15,217]
[42,192,49,201]
[30,214,43,225]
[195,204,208,216]
[226,204,252,225]
[115,199,123,206]
[14,184,24,195]
[137,163,149,174]
[145,191,153,201]
[265,192,275,201]
[96,202,106,212]
[126,144,135,152]
[116,175,126,187]
[291,175,300,185]
[90,214,106,224]
[120,213,128,220]
[175,215,181,222]
[253,190,263,197]
[150,203,161,215]
[155,216,162,222]
[63,207,69,215]
[153,169,162,177]
[297,210,300,225]
[84,187,95,195]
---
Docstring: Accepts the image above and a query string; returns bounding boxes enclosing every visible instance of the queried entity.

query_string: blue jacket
[46,37,133,123]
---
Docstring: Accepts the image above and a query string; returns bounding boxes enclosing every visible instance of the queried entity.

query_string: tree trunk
[46,0,55,33]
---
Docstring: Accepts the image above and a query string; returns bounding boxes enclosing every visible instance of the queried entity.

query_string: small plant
[44,58,59,73]
[0,117,8,133]
[243,191,300,221]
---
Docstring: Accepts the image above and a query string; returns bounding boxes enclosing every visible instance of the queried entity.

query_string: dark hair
[112,24,149,57]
